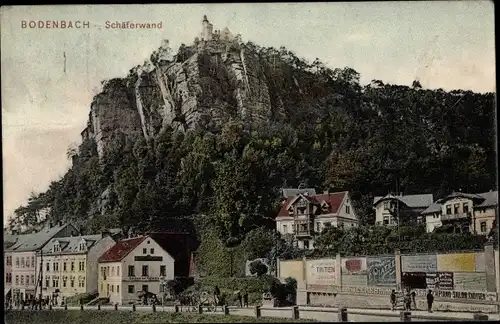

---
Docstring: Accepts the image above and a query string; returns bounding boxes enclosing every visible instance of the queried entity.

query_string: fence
[5,304,494,322]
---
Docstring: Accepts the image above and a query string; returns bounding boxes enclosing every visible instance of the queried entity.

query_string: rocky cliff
[81,37,304,158]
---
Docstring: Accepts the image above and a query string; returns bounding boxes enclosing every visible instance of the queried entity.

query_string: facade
[422,191,498,234]
[276,191,359,250]
[373,193,433,227]
[4,232,27,300]
[36,232,115,302]
[9,223,79,302]
[97,235,175,305]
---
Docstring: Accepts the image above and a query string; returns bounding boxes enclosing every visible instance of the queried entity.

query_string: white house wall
[120,238,175,304]
[86,236,115,295]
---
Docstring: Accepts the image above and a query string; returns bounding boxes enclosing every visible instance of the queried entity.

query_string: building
[9,223,79,302]
[421,190,498,234]
[36,232,115,303]
[198,15,235,42]
[4,231,27,301]
[276,190,359,250]
[373,193,433,227]
[97,235,175,305]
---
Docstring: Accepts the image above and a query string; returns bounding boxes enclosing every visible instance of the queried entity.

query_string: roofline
[97,236,148,263]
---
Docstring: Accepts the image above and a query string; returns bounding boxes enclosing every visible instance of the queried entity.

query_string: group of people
[390,288,434,312]
[213,285,249,308]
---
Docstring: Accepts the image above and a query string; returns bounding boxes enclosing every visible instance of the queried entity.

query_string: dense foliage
[309,225,488,258]
[8,41,496,275]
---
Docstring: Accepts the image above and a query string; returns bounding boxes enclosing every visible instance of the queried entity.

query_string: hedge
[197,275,279,294]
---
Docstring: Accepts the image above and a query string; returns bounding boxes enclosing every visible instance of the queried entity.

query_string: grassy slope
[4,310,316,323]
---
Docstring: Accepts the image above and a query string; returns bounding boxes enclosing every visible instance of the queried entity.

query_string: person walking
[390,290,397,311]
[243,292,249,308]
[411,290,416,310]
[237,291,242,308]
[404,289,411,311]
[426,290,434,313]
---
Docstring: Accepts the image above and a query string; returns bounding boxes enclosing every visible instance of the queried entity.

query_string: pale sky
[1,2,496,226]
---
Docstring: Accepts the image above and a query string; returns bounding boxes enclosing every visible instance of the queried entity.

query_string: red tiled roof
[98,236,147,263]
[277,192,347,217]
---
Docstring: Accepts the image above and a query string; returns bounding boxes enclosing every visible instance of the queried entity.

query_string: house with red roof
[275,190,359,249]
[97,235,175,305]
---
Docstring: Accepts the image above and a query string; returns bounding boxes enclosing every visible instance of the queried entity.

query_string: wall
[340,257,367,287]
[280,245,499,308]
[87,236,116,294]
[98,261,121,304]
[473,207,496,234]
[12,251,37,298]
[278,260,304,282]
[119,237,175,305]
[305,258,336,292]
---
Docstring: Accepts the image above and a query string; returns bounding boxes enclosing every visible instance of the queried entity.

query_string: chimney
[102,229,111,237]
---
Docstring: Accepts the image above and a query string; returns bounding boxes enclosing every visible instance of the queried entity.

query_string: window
[46,262,50,272]
[52,277,58,288]
[63,262,67,271]
[345,205,350,214]
[117,266,120,276]
[142,285,148,292]
[31,256,35,268]
[21,276,24,285]
[78,277,85,288]
[45,277,49,287]
[463,202,469,214]
[283,224,288,233]
[63,277,67,287]
[150,248,154,254]
[79,241,87,252]
[54,262,59,272]
[15,275,19,285]
[303,240,309,249]
[101,283,103,291]
[292,224,296,233]
[111,266,115,276]
[383,216,390,225]
[128,265,135,277]
[147,240,150,244]
[446,205,452,215]
[453,203,460,214]
[71,262,75,271]
[70,278,74,287]
[142,265,149,277]
[31,275,35,285]
[480,222,487,233]
[16,257,19,268]
[143,248,147,254]
[128,285,135,293]
[160,265,166,276]
[54,243,60,253]
[383,202,389,210]
[117,285,119,293]
[79,261,85,272]
[21,257,25,268]
[316,223,321,232]
[111,285,114,292]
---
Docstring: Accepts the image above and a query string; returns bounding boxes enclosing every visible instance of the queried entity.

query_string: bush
[249,260,269,276]
[198,275,279,294]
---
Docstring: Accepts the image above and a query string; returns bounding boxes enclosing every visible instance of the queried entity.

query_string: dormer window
[53,241,61,253]
[78,240,87,252]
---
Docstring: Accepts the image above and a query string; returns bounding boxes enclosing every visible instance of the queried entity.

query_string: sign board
[367,257,396,286]
[401,254,437,273]
[306,259,336,287]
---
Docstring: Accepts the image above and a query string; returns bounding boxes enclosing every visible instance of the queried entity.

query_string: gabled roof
[11,224,77,252]
[41,234,105,255]
[98,236,147,263]
[373,194,433,208]
[476,191,498,208]
[421,202,442,215]
[277,192,347,217]
[421,190,498,215]
[281,188,317,198]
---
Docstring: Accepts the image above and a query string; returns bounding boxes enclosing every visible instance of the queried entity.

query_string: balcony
[441,213,470,222]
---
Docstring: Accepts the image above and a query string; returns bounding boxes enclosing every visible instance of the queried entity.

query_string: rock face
[81,24,300,159]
